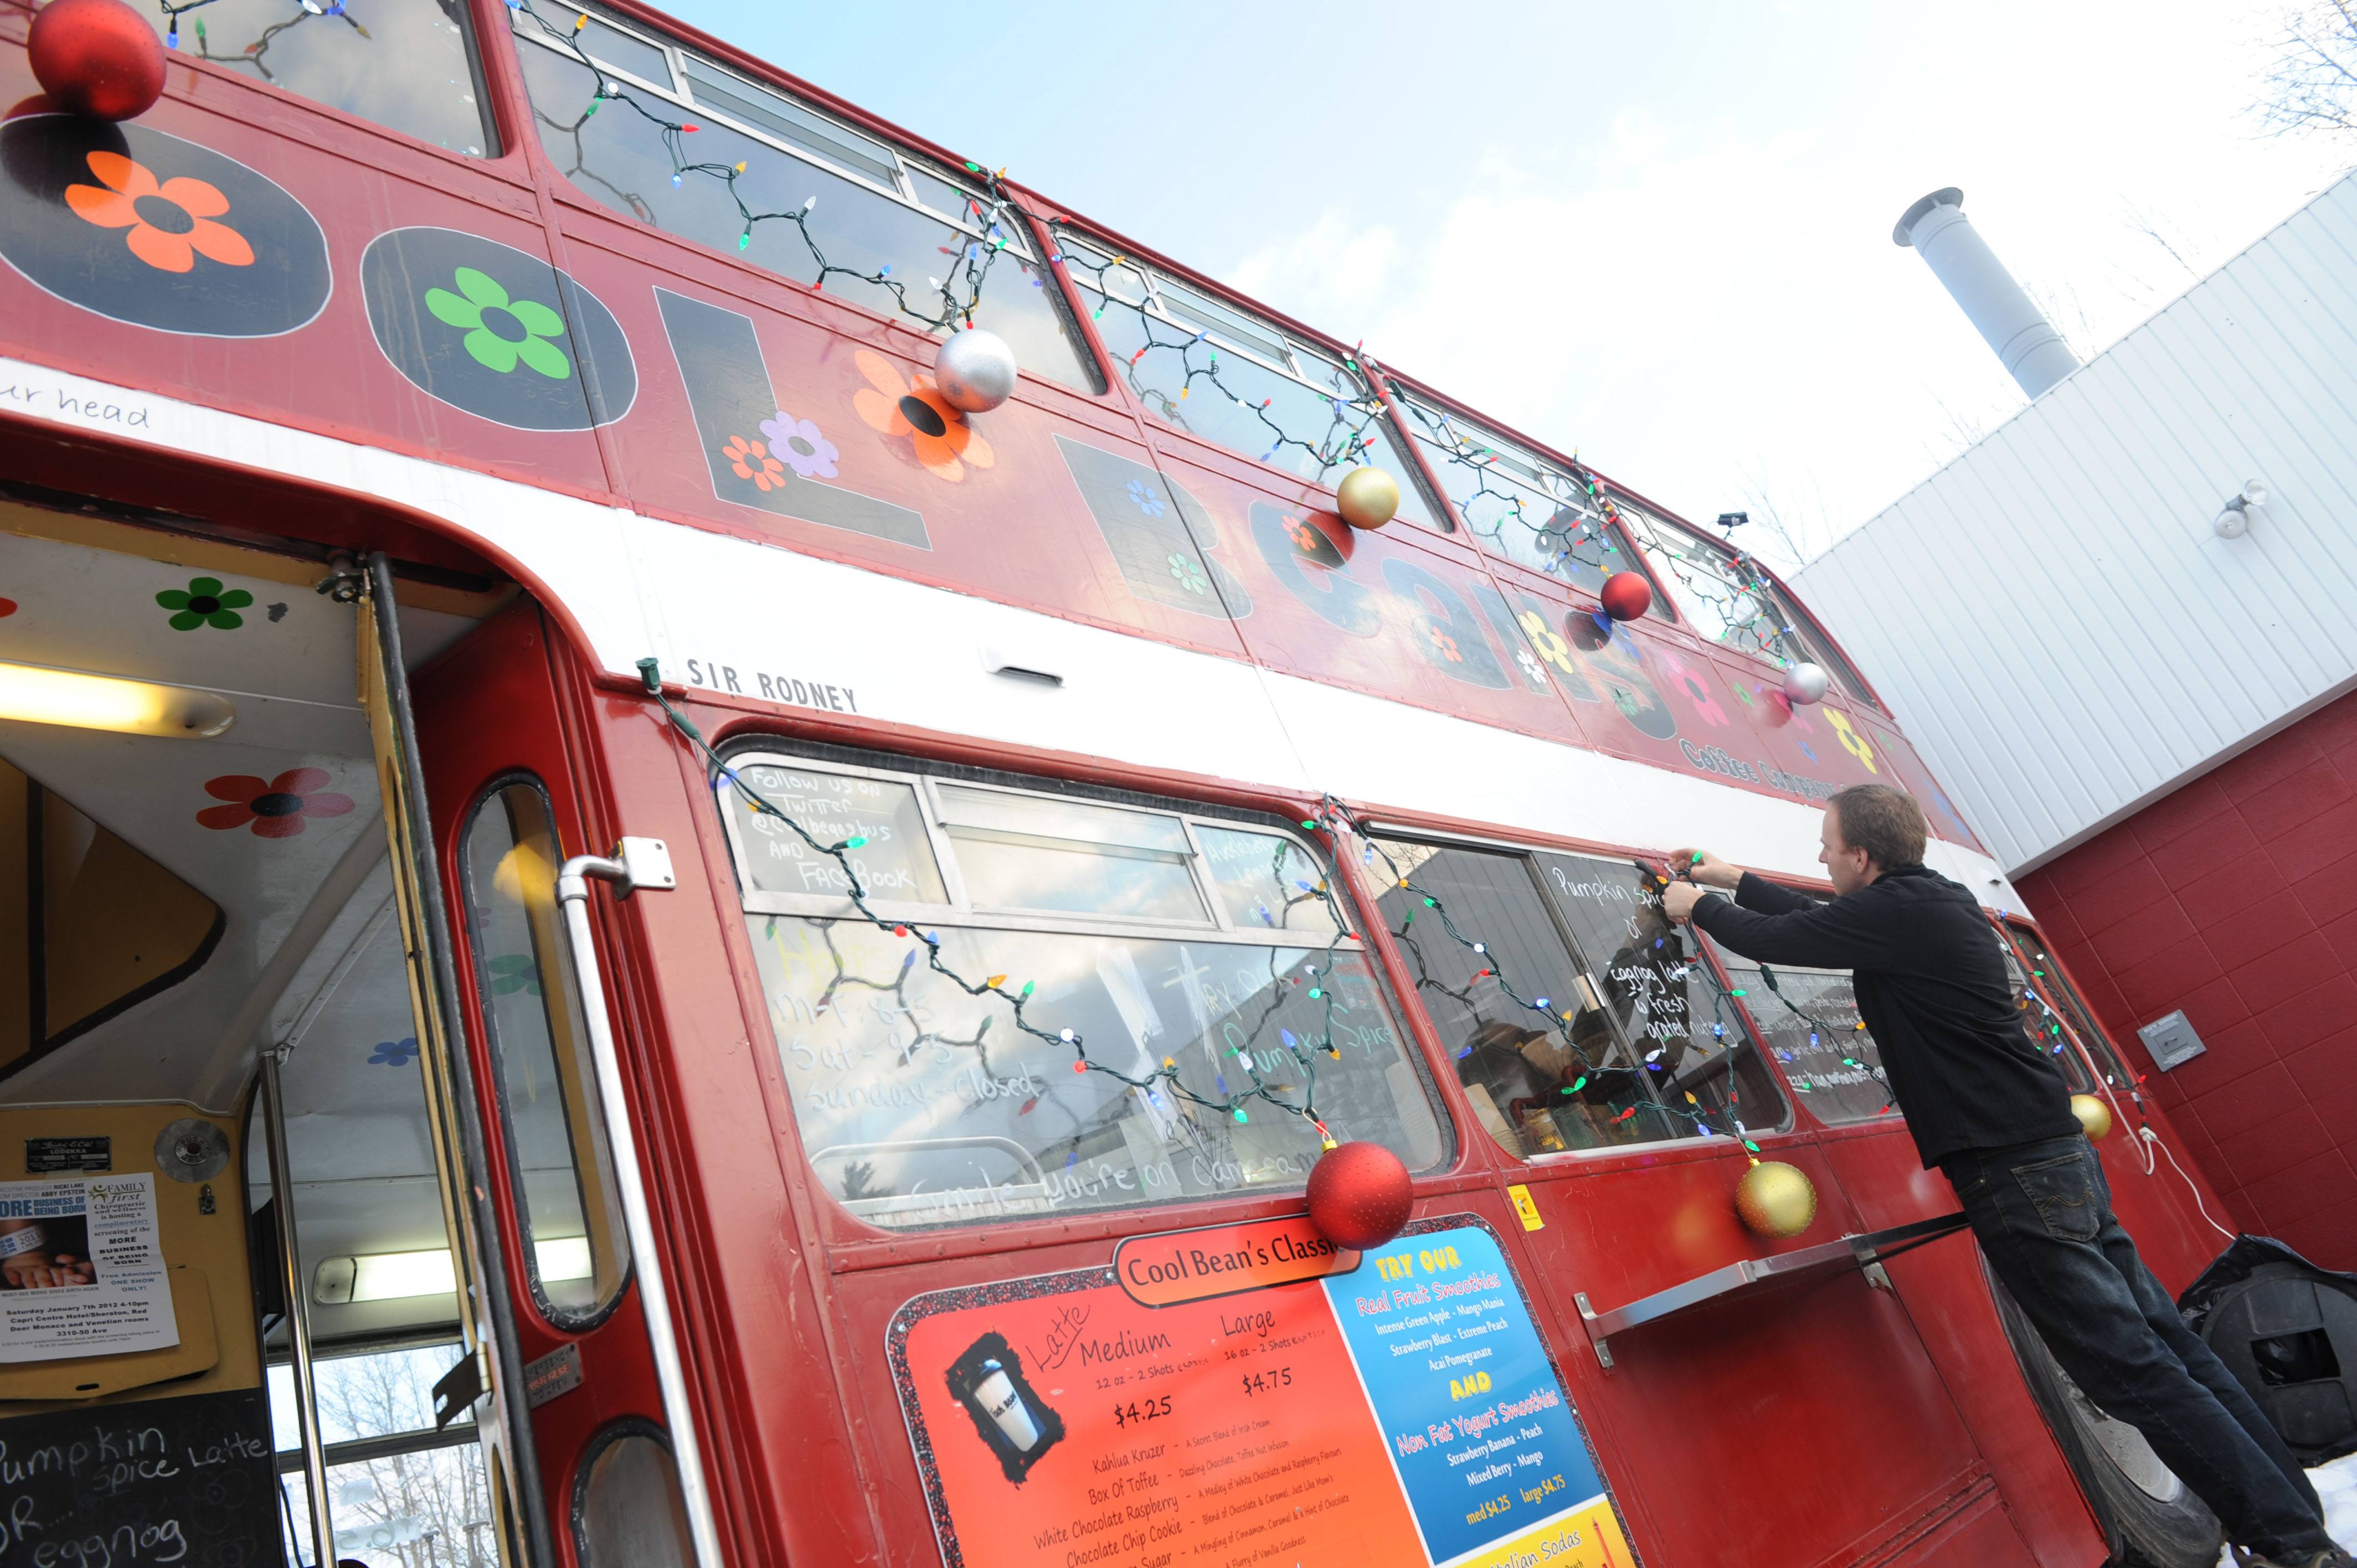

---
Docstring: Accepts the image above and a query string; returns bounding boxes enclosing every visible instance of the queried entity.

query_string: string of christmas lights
[1053,241,1399,483]
[639,661,1360,1145]
[1388,399,1628,585]
[153,0,366,70]
[511,0,1025,338]
[635,654,1899,1165]
[1315,799,1771,1152]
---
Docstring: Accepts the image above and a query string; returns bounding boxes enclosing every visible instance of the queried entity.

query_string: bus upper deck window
[461,778,627,1325]
[139,0,496,158]
[507,5,1103,395]
[719,753,1447,1231]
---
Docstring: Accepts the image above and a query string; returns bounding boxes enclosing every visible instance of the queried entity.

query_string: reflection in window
[750,921,1437,1227]
[721,764,946,906]
[1369,839,1783,1157]
[141,0,493,157]
[1618,505,1866,693]
[462,780,627,1324]
[1196,827,1341,937]
[1054,231,1440,523]
[508,4,1100,393]
[2003,926,2133,1090]
[721,757,1443,1229]
[2002,947,2096,1093]
[1710,955,1896,1125]
[1391,398,1651,602]
[936,787,1205,922]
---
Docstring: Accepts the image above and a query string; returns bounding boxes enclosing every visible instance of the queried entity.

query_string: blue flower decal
[368,1037,419,1067]
[1126,479,1166,518]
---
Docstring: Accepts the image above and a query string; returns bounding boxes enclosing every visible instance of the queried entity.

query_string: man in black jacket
[1660,784,2344,1568]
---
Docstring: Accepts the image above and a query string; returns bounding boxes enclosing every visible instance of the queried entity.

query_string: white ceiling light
[0,659,234,737]
[2215,477,2268,539]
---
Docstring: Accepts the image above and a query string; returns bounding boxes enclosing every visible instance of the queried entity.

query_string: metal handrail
[555,844,725,1568]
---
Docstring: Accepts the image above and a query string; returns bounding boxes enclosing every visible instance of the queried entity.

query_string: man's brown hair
[1829,784,1927,871]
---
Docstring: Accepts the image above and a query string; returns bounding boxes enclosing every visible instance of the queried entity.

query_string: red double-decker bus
[0,2,2240,1565]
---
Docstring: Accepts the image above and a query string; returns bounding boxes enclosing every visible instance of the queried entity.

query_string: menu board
[889,1216,1633,1568]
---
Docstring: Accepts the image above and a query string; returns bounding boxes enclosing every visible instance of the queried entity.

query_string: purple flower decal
[759,411,839,479]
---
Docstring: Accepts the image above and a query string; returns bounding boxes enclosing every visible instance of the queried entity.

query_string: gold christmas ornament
[1335,466,1401,530]
[1734,1159,1818,1239]
[2070,1094,2113,1141]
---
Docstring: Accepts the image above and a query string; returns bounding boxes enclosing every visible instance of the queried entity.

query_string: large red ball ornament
[1599,570,1653,622]
[29,0,167,122]
[1305,1141,1412,1251]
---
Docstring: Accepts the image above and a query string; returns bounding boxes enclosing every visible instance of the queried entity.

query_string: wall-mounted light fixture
[0,659,235,737]
[2215,477,2268,539]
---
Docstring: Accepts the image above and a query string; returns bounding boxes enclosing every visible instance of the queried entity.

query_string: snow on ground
[2216,1451,2357,1565]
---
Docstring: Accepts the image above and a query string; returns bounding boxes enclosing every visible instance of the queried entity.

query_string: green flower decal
[157,576,253,631]
[487,954,541,996]
[424,268,572,379]
[1166,551,1208,595]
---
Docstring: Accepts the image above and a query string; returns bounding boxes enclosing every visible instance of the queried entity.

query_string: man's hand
[1660,881,1713,922]
[1669,848,1743,890]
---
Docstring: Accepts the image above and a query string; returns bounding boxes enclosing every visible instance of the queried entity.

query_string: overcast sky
[661,1,2351,566]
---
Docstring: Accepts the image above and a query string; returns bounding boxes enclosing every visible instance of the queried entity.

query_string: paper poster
[888,1215,1634,1568]
[0,1174,178,1363]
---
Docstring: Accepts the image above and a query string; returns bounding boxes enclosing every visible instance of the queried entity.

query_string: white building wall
[1793,170,2357,875]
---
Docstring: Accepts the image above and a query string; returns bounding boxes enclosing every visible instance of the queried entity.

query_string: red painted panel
[1506,1139,2023,1568]
[1821,1132,2101,1568]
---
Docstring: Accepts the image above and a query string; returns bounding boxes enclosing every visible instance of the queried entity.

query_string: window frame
[1361,822,1796,1157]
[1388,392,1660,594]
[507,3,1105,396]
[1998,918,2137,1090]
[1050,228,1447,522]
[1612,502,1876,699]
[456,770,632,1333]
[713,744,1453,1229]
[716,755,1356,952]
[512,7,1026,260]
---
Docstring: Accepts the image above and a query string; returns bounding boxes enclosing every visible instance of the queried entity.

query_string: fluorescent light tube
[0,660,234,738]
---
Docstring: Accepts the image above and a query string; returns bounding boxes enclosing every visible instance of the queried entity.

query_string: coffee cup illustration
[946,1332,1063,1483]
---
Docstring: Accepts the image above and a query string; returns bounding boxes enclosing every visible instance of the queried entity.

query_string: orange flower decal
[65,153,254,275]
[851,349,993,482]
[721,434,786,491]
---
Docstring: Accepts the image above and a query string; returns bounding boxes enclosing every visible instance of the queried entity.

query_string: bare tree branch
[2258,1,2357,141]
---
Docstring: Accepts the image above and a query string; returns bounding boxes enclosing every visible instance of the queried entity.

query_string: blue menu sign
[1321,1223,1628,1566]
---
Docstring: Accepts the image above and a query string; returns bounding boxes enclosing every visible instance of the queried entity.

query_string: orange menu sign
[1114,1215,1360,1307]
[887,1219,1634,1568]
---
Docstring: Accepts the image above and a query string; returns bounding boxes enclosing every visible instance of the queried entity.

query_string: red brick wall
[2013,690,2357,1270]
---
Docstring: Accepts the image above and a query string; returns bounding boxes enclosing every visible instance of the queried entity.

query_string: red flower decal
[198,768,354,838]
[1425,625,1462,663]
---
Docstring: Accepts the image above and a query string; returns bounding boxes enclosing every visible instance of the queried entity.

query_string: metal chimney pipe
[1893,188,2080,399]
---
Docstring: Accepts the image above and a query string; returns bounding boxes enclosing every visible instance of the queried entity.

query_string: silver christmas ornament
[1782,662,1830,705]
[933,328,1017,413]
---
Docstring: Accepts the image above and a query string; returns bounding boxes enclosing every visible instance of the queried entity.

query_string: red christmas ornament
[29,0,166,122]
[1305,1141,1412,1251]
[1598,570,1653,622]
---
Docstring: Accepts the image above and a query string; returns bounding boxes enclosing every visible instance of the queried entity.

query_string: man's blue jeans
[1942,1134,2330,1560]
